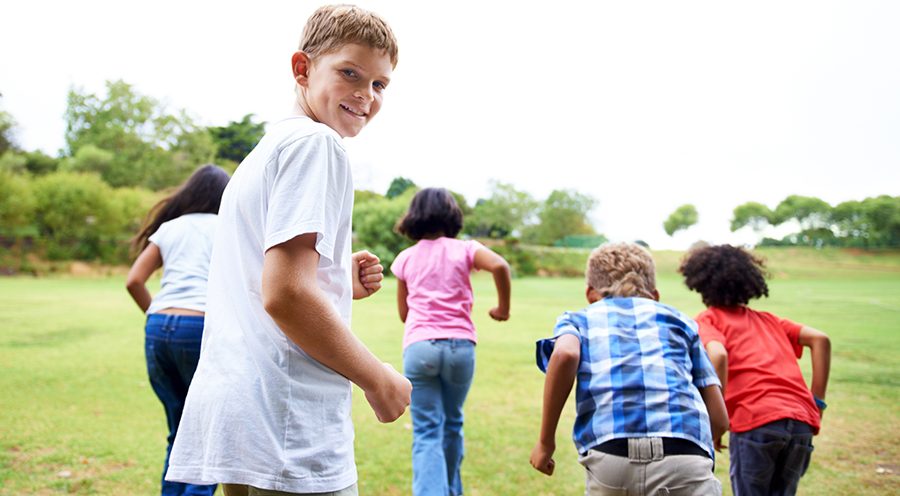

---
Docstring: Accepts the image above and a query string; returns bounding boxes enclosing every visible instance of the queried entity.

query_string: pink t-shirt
[391,237,484,349]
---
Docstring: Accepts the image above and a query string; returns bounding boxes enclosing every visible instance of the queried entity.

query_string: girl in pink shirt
[391,188,511,496]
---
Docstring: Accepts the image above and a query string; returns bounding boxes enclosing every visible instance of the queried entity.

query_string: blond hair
[586,242,656,299]
[300,4,399,67]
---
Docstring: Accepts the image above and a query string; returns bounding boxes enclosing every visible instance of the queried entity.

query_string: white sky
[2,0,898,249]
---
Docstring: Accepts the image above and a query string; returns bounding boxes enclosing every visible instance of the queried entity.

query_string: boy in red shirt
[679,245,831,496]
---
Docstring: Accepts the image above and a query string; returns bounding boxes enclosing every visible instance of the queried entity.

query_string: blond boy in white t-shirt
[165,5,411,496]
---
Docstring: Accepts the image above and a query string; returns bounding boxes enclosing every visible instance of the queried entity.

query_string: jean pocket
[735,436,784,484]
[783,440,814,478]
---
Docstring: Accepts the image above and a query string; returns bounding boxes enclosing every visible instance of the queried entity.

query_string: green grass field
[1,248,898,495]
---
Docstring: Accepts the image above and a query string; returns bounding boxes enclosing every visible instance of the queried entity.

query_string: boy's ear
[291,51,311,87]
[586,286,602,304]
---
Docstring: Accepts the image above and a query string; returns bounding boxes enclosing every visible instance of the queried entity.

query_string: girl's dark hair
[678,244,769,307]
[396,187,463,240]
[131,164,231,256]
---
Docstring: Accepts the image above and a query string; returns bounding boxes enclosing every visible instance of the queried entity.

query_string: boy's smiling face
[293,43,393,138]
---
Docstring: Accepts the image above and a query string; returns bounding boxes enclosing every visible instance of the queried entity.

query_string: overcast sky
[2,0,898,249]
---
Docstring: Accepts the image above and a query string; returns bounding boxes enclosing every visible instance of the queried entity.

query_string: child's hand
[714,436,727,452]
[352,250,384,300]
[530,442,556,476]
[364,362,412,423]
[489,307,510,321]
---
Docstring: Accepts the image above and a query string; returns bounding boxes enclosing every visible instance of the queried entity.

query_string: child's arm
[262,233,411,422]
[125,243,163,313]
[396,279,409,322]
[705,341,728,393]
[473,247,511,321]
[530,333,580,476]
[699,384,729,451]
[798,326,831,414]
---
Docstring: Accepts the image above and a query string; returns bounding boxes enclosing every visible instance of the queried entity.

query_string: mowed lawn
[1,248,898,495]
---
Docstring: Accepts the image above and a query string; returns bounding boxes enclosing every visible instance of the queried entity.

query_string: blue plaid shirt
[536,297,721,458]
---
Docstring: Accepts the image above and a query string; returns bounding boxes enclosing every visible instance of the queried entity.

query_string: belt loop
[651,437,664,461]
[628,438,652,463]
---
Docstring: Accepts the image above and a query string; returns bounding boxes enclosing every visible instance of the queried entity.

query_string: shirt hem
[731,412,821,435]
[166,466,357,493]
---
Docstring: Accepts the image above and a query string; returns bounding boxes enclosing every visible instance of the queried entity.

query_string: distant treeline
[731,195,900,248]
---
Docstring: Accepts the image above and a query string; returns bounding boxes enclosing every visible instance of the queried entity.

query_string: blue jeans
[729,418,815,496]
[145,314,216,496]
[403,339,476,496]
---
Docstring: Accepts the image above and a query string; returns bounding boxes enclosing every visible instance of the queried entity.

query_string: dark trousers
[729,418,815,496]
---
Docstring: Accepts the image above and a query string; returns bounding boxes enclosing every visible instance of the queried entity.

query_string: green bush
[352,191,414,269]
[32,172,118,261]
[0,170,35,234]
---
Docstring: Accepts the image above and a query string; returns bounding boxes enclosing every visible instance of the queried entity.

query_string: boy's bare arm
[262,233,411,422]
[473,248,511,321]
[530,334,580,476]
[396,279,409,322]
[699,384,729,451]
[125,243,162,313]
[705,341,728,393]
[798,326,831,404]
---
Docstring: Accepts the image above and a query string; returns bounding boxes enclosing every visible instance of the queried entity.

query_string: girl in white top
[126,164,230,496]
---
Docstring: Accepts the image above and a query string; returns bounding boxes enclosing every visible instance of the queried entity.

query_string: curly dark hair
[395,187,463,240]
[679,244,769,307]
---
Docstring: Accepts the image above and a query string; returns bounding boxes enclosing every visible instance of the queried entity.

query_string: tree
[208,114,266,164]
[386,176,417,199]
[730,202,773,232]
[465,181,538,238]
[523,189,596,246]
[352,190,414,268]
[0,95,17,155]
[64,80,216,189]
[771,195,831,230]
[663,204,699,236]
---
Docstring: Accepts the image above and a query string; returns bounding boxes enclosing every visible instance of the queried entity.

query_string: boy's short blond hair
[300,4,399,67]
[586,242,656,299]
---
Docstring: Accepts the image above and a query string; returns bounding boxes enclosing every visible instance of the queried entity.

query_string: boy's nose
[355,84,374,102]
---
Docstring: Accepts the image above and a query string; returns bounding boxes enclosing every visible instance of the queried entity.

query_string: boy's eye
[373,81,387,91]
[341,69,358,79]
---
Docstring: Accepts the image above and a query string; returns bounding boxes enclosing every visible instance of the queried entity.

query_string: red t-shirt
[696,306,821,434]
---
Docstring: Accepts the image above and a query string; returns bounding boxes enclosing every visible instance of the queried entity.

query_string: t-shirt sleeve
[391,249,408,281]
[466,239,485,271]
[687,319,722,389]
[263,132,350,267]
[535,311,584,373]
[148,222,169,252]
[695,312,726,347]
[779,316,805,359]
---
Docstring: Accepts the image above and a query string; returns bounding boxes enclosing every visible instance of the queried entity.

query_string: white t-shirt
[146,213,218,315]
[166,116,357,492]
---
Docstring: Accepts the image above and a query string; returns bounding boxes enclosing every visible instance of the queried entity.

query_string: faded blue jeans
[145,314,216,496]
[729,418,815,496]
[403,339,476,496]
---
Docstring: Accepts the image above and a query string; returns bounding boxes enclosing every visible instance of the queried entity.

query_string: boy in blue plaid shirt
[530,242,729,495]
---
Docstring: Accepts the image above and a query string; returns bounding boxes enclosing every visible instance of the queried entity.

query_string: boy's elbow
[125,278,142,294]
[263,282,305,321]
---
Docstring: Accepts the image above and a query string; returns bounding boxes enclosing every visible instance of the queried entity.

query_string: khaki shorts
[222,483,358,496]
[579,438,721,496]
